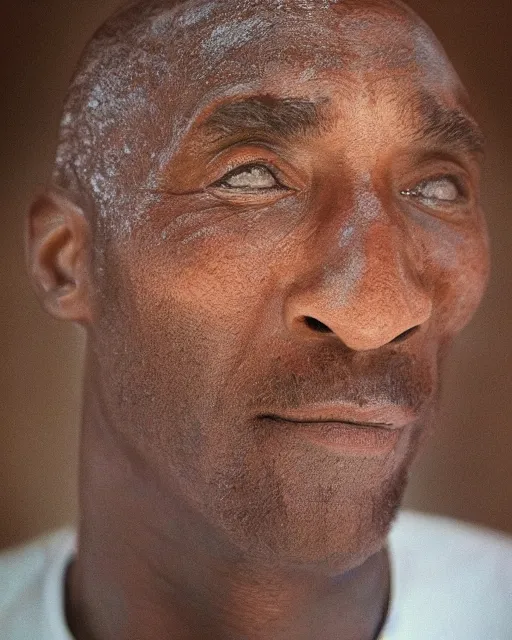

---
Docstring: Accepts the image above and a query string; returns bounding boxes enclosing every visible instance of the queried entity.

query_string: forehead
[156,1,457,82]
[144,0,465,131]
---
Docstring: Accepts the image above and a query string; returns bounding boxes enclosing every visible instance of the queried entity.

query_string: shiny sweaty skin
[27,1,490,639]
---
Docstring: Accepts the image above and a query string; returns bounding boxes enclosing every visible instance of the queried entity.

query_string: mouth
[259,404,415,455]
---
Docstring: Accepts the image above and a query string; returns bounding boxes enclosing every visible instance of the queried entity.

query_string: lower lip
[265,418,402,455]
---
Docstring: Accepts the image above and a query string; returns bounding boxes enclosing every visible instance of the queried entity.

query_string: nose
[285,218,433,352]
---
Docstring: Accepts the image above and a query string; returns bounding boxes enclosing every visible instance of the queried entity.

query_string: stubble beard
[190,415,428,574]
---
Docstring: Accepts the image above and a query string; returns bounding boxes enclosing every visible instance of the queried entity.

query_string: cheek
[129,197,306,332]
[97,227,295,490]
[116,221,288,404]
[92,236,276,485]
[421,216,490,335]
[138,238,273,332]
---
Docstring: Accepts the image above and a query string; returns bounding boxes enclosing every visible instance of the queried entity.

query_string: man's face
[87,0,489,570]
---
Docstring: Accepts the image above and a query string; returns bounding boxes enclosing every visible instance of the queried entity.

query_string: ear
[26,189,93,324]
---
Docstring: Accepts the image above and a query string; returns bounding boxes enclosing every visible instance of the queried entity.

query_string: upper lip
[261,403,416,429]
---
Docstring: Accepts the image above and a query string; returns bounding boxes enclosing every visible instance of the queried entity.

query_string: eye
[401,176,465,204]
[214,164,282,191]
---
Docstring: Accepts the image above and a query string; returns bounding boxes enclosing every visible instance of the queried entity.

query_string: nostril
[392,326,420,344]
[303,316,333,334]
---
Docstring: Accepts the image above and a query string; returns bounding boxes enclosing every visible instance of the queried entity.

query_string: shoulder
[390,509,512,570]
[0,529,75,640]
[386,510,512,639]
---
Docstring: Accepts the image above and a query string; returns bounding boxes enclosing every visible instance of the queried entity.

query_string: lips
[258,403,416,454]
[261,402,416,430]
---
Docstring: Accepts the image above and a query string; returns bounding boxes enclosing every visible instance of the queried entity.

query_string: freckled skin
[27,1,490,639]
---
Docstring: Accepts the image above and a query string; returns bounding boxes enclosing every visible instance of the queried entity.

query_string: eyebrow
[197,92,486,156]
[412,92,486,155]
[201,96,326,141]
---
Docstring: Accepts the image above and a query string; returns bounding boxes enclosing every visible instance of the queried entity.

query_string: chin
[209,453,410,575]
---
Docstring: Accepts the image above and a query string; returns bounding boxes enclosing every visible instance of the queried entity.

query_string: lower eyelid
[214,178,288,191]
[206,188,294,207]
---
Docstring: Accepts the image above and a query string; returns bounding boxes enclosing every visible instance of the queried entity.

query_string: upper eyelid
[205,140,312,188]
[206,140,285,174]
[422,174,463,186]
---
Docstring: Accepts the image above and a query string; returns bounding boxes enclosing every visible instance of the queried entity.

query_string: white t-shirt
[0,511,511,639]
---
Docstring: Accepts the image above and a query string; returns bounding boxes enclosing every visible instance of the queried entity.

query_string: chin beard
[202,441,414,575]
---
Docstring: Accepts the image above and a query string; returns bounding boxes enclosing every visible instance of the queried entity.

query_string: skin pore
[26,1,490,639]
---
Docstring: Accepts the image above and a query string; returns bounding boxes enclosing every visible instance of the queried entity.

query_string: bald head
[53,0,468,239]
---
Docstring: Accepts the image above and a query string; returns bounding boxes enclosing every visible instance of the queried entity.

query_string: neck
[67,386,391,640]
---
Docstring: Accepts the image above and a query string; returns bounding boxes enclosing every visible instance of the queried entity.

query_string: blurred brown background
[1,0,511,550]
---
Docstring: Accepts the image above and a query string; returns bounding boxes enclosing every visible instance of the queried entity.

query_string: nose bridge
[287,186,433,351]
[355,215,424,312]
[335,204,432,349]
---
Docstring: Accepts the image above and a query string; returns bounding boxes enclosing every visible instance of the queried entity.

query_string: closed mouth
[259,402,416,430]
[263,415,395,429]
[256,403,416,455]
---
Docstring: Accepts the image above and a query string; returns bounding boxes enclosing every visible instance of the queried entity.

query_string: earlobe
[26,190,93,325]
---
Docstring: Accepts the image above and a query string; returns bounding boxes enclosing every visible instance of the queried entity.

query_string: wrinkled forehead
[149,0,462,102]
[118,0,468,167]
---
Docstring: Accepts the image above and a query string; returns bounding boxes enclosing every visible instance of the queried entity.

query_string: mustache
[249,349,438,414]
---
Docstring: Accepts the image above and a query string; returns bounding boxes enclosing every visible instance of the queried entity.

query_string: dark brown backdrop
[1,0,511,549]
